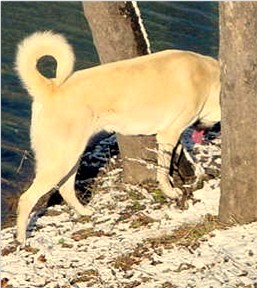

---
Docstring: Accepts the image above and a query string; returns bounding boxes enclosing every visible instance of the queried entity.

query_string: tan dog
[15,31,220,244]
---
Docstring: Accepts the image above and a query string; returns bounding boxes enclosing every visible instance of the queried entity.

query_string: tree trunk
[219,2,257,224]
[82,2,157,184]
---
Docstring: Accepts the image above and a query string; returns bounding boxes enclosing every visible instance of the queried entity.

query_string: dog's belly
[109,124,157,136]
[97,112,174,136]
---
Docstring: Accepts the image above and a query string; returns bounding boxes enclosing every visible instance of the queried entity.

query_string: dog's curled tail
[16,31,75,99]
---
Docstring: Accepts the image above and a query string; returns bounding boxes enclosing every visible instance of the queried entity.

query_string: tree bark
[82,2,157,184]
[219,2,257,224]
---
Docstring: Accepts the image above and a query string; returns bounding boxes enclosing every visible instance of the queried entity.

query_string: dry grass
[71,228,114,241]
[146,214,229,250]
[70,269,99,284]
[1,242,40,256]
[130,213,156,229]
[71,215,92,224]
[161,282,179,288]
[150,188,168,204]
[112,214,229,273]
[112,244,151,271]
[117,201,147,223]
[43,209,63,217]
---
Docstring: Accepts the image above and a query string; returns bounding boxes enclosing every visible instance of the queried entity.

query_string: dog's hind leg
[16,173,61,244]
[156,130,183,199]
[16,140,90,244]
[59,173,93,216]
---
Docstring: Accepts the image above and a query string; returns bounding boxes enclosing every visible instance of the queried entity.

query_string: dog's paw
[76,206,94,216]
[163,187,183,199]
[16,232,27,247]
[158,183,183,200]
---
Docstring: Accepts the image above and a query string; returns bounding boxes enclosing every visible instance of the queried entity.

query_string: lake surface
[1,2,218,222]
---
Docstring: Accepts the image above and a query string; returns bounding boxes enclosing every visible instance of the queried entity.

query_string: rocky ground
[1,133,257,288]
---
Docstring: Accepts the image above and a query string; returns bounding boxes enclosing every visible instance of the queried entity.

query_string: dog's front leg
[157,132,183,199]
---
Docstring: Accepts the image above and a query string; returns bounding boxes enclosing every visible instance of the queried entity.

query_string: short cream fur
[16,31,221,244]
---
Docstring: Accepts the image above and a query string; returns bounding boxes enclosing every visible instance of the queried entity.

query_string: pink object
[192,130,205,144]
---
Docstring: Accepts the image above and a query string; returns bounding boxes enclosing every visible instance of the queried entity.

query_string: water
[1,2,218,223]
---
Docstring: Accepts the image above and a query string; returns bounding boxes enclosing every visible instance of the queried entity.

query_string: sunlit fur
[16,31,221,244]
